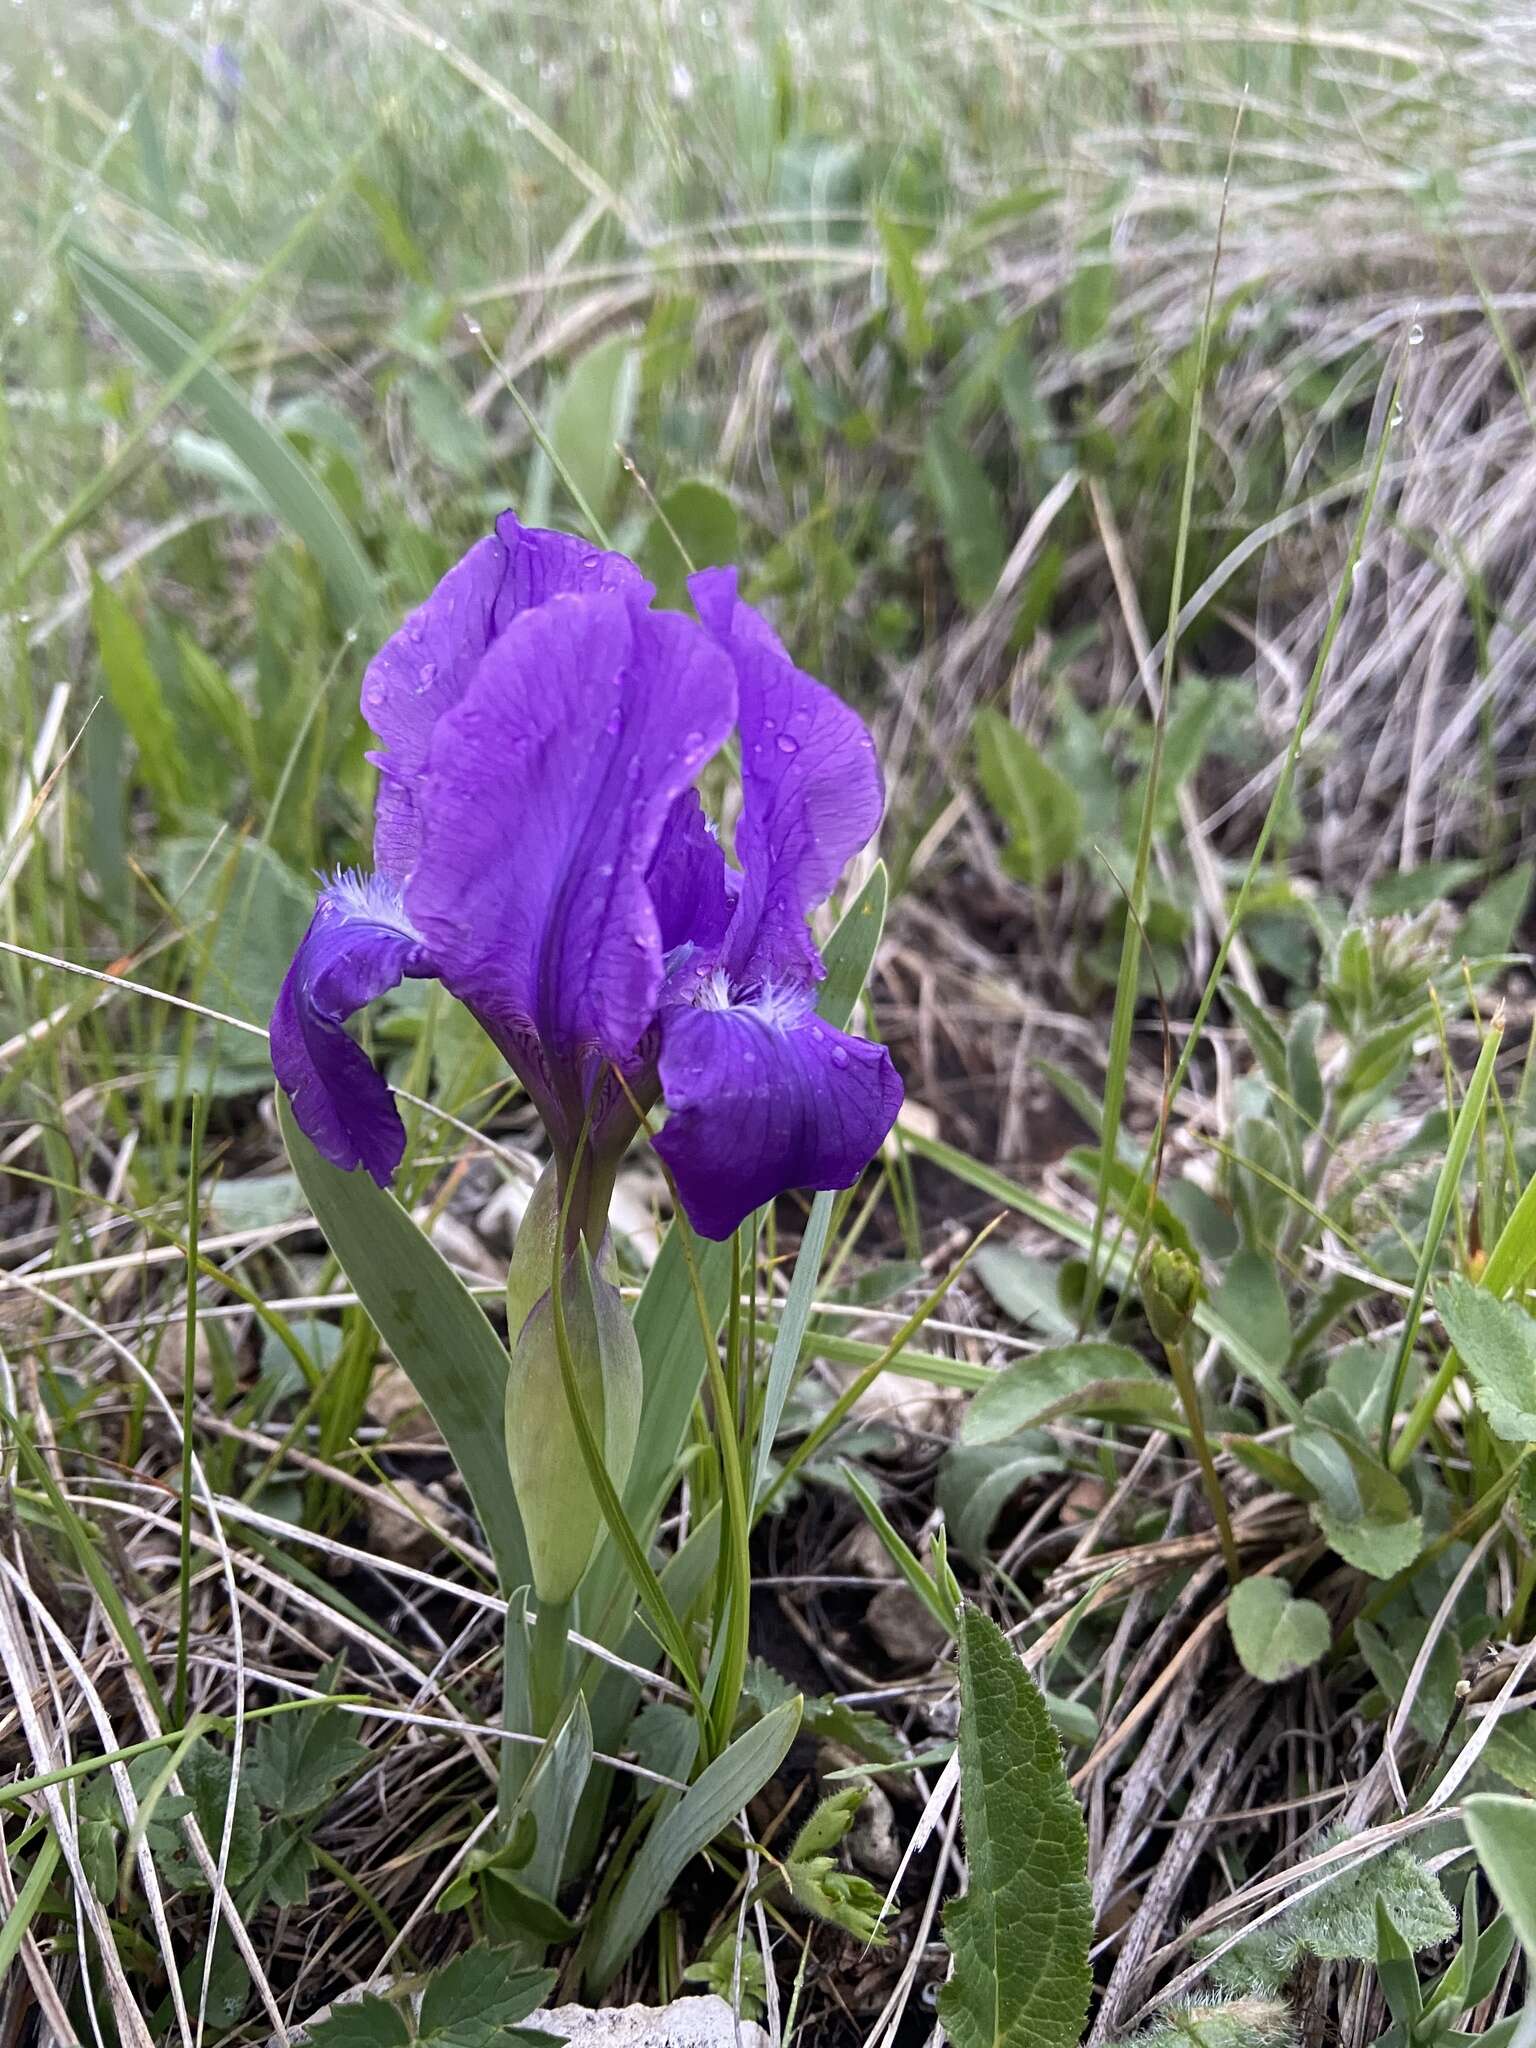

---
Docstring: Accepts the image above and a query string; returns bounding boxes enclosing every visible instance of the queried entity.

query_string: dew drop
[581,552,601,572]
[10,309,27,328]
[416,660,439,691]
[605,708,623,737]
[776,734,799,755]
[1408,321,1424,346]
[463,315,482,339]
[1389,406,1404,430]
[830,1046,849,1068]
[431,32,448,50]
[344,626,359,644]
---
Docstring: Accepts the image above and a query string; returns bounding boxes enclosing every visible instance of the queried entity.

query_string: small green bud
[1142,1243,1202,1350]
[505,1233,641,1604]
[788,1786,864,1863]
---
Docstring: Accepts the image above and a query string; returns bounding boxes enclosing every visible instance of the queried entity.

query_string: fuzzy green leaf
[300,1994,412,2048]
[962,1342,1174,1444]
[1436,1276,1536,1442]
[243,1706,368,1820]
[939,1606,1092,2048]
[417,1951,556,2045]
[1227,1577,1331,1684]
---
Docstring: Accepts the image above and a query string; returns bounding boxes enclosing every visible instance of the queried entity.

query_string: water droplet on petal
[605,709,623,737]
[415,660,438,693]
[776,734,799,755]
[582,552,601,572]
[830,1046,849,1068]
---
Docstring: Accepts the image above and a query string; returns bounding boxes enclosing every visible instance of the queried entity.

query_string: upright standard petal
[690,567,885,982]
[647,789,733,958]
[404,590,735,1136]
[365,512,649,882]
[654,986,902,1240]
[270,873,436,1185]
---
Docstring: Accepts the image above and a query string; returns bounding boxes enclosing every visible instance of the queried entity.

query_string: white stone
[529,1996,770,2046]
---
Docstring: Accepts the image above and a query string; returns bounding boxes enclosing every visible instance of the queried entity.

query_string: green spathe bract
[504,1166,642,1605]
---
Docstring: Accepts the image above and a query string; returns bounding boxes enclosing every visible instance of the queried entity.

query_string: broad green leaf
[1436,1275,1536,1442]
[243,1705,368,1820]
[938,1437,1065,1559]
[637,480,741,610]
[299,1994,411,2048]
[973,708,1082,886]
[418,1951,556,2046]
[91,578,187,817]
[580,1697,801,1994]
[1461,862,1533,959]
[1293,1394,1421,1577]
[939,1607,1092,2048]
[278,1098,530,1591]
[923,421,1006,612]
[972,1246,1077,1337]
[1213,1252,1292,1373]
[1227,1576,1330,1684]
[1465,1795,1536,1957]
[141,1738,260,1892]
[962,1342,1174,1444]
[547,333,639,526]
[70,246,380,632]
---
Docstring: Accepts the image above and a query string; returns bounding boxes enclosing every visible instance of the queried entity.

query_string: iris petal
[647,789,733,957]
[403,589,735,1139]
[690,567,885,984]
[365,512,649,883]
[654,993,902,1240]
[269,874,435,1185]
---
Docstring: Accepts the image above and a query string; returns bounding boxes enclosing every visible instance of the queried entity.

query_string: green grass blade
[0,1827,60,1983]
[750,1189,833,1513]
[1383,1012,1505,1463]
[579,1697,802,1995]
[68,246,381,633]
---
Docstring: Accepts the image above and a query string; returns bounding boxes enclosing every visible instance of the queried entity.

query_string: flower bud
[1142,1243,1202,1351]
[505,1217,641,1604]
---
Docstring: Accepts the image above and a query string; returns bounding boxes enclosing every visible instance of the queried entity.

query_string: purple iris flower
[270,511,903,1241]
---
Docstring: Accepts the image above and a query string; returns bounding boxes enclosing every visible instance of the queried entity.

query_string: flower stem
[1164,1334,1241,1586]
[529,1594,572,1737]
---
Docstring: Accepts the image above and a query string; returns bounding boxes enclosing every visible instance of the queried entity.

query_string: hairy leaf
[1227,1577,1331,1684]
[1437,1276,1536,1442]
[962,1341,1174,1444]
[939,1606,1092,2048]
